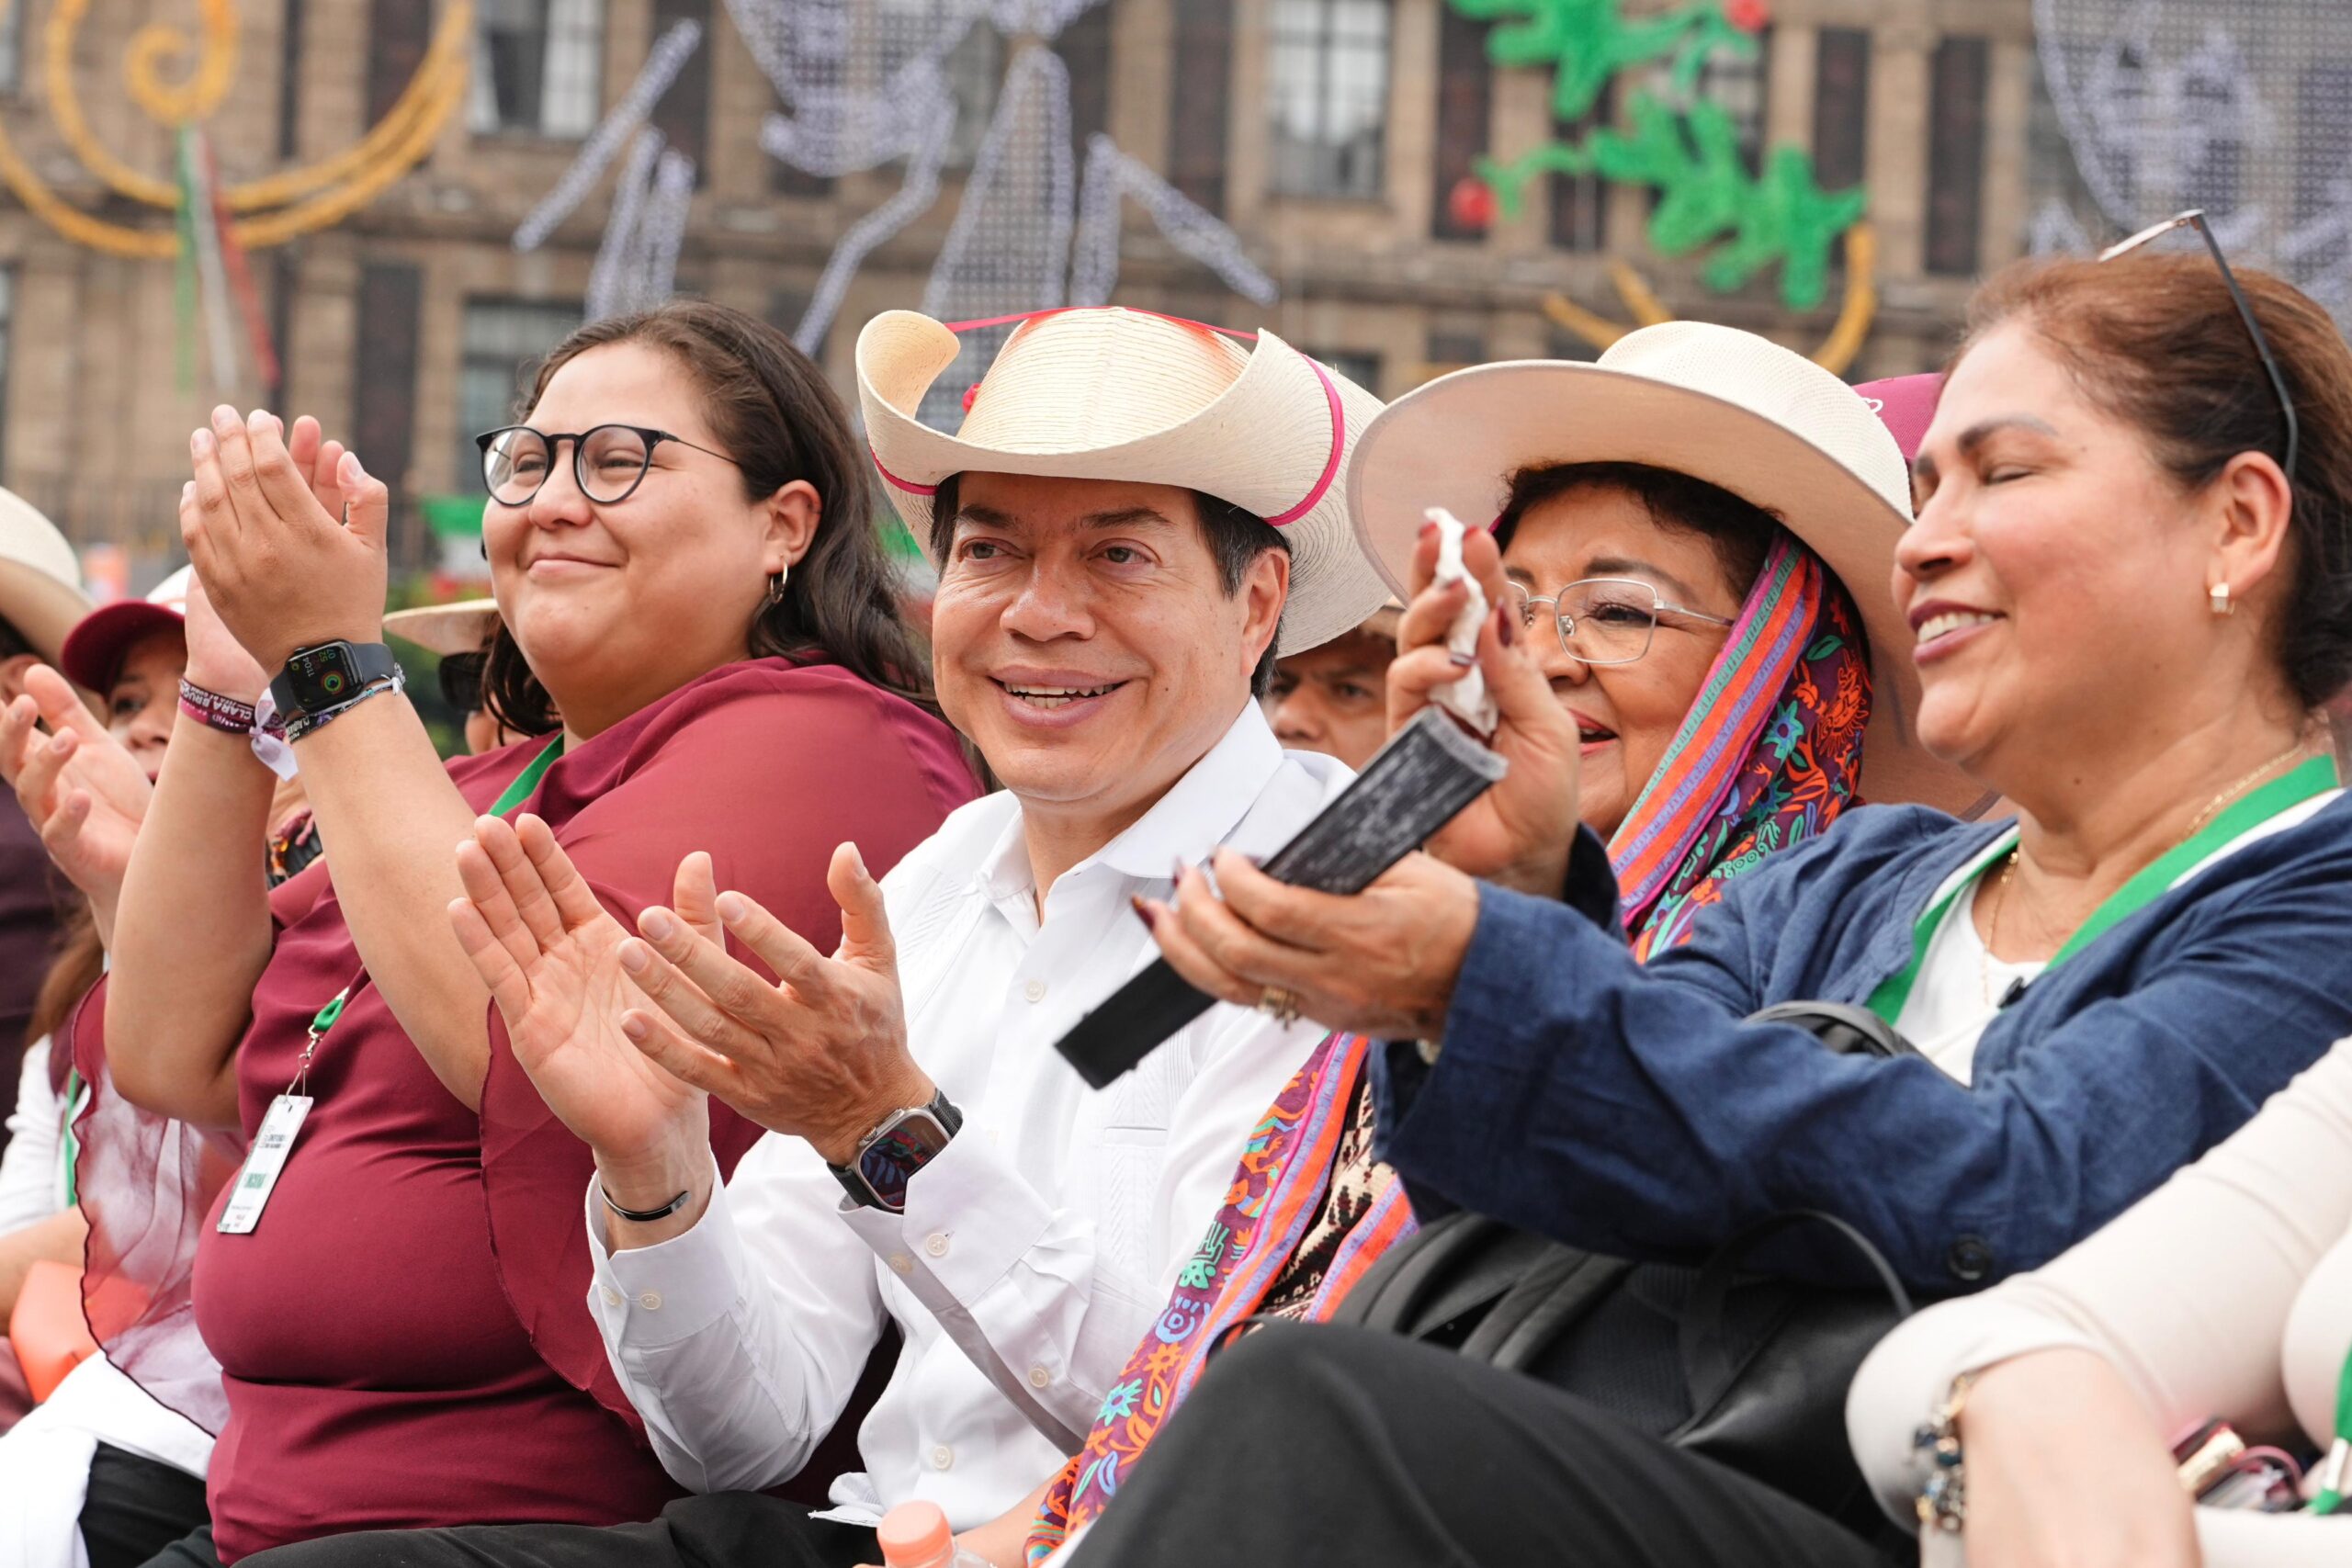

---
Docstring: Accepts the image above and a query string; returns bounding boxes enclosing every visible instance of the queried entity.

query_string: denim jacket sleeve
[1374,808,2352,1294]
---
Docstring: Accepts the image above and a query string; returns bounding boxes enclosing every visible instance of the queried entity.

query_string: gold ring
[1258,985,1302,1028]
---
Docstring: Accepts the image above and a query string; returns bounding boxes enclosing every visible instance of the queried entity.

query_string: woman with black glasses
[1077,249,2352,1566]
[67,301,976,1567]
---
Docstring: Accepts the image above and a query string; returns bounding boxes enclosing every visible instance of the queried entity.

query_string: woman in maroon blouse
[83,302,978,1567]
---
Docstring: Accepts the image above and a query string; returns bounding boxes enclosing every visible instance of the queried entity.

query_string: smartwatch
[828,1089,964,1213]
[270,641,401,722]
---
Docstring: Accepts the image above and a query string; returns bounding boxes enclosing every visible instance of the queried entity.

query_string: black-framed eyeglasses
[2098,209,2299,482]
[1506,578,1735,667]
[475,423,741,506]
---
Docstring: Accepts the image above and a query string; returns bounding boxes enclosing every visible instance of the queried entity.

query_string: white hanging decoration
[513,17,706,253]
[2033,0,2352,321]
[585,130,697,321]
[1069,134,1278,309]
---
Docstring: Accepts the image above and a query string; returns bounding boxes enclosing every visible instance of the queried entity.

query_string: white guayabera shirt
[584,701,1346,1527]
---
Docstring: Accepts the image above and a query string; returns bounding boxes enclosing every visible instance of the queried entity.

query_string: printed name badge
[216,1093,313,1235]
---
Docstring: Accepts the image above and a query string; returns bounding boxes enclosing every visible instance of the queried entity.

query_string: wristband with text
[177,680,257,735]
[281,670,404,744]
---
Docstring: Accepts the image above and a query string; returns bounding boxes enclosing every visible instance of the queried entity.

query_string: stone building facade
[0,0,2038,571]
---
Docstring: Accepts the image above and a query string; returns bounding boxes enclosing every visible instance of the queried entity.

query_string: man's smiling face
[929,472,1287,833]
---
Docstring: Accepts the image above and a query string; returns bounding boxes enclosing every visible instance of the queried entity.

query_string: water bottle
[876,1501,990,1568]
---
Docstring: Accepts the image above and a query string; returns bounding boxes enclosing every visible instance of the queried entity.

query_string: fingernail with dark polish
[1171,857,1188,886]
[1418,520,1438,539]
[1130,895,1159,931]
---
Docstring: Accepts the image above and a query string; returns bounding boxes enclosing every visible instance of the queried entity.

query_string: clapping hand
[450,814,717,1174]
[180,407,390,675]
[0,664,153,921]
[1389,522,1584,896]
[615,842,935,1168]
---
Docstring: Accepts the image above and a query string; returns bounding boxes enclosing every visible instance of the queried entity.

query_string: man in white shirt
[278,307,1391,1568]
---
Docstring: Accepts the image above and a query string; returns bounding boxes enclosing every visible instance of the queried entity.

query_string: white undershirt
[1895,790,2344,1085]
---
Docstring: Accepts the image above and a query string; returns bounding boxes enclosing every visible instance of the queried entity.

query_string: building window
[1424,327,1484,378]
[1812,28,1870,191]
[0,1,21,93]
[459,299,584,492]
[1430,5,1490,240]
[1169,0,1235,213]
[470,0,605,139]
[1926,36,1989,276]
[1550,80,1612,252]
[1059,0,1114,168]
[1269,0,1391,200]
[1694,32,1769,167]
[1310,348,1382,394]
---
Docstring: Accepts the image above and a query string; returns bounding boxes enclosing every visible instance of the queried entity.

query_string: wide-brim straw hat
[0,488,90,667]
[384,598,501,659]
[61,563,191,692]
[857,307,1394,656]
[1349,321,1979,815]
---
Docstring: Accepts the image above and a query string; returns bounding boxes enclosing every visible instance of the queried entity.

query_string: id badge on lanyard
[217,976,359,1235]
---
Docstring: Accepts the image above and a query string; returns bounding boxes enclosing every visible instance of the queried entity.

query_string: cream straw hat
[0,487,90,666]
[858,307,1394,655]
[384,598,501,659]
[1349,321,1979,815]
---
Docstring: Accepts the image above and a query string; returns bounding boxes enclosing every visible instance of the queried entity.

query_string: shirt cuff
[834,1118,1055,1302]
[584,1155,748,1351]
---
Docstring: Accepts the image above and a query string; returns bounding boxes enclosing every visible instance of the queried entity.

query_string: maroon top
[0,798,66,1094]
[183,659,975,1562]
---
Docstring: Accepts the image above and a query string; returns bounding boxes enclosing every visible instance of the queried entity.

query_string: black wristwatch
[828,1089,963,1213]
[270,640,401,722]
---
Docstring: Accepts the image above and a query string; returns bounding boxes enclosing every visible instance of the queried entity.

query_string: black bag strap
[1466,1251,1634,1371]
[1678,1209,1915,1399]
[1326,1210,1506,1332]
[1743,1000,1919,1059]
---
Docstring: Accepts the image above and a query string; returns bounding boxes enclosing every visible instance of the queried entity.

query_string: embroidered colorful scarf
[1610,535,1871,959]
[1027,536,1873,1562]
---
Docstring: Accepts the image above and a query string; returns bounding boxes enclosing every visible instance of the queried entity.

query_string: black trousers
[238,1494,876,1568]
[1076,1322,1901,1568]
[79,1443,213,1568]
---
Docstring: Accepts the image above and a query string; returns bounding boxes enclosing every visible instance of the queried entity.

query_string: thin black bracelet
[600,1183,693,1224]
[282,671,404,744]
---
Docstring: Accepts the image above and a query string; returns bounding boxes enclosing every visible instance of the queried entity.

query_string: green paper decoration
[1453,0,1867,311]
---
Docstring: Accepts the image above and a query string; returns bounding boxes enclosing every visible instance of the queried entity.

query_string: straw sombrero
[857,308,1393,655]
[0,488,90,666]
[384,598,501,659]
[1348,321,1979,815]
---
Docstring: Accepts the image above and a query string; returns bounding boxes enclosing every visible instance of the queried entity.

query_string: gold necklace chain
[1979,733,2321,1006]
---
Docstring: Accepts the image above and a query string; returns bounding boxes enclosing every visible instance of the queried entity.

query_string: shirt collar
[974,701,1286,905]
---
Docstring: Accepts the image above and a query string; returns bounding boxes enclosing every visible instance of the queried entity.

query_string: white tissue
[1426,507,1498,737]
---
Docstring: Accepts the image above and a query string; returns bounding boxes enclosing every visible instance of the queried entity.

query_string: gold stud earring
[2210,581,2234,617]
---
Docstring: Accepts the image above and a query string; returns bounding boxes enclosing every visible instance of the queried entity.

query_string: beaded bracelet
[282,670,406,745]
[177,680,258,735]
[1912,1371,1978,1533]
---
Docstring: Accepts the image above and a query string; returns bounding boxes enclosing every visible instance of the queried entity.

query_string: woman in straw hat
[65,301,976,1565]
[1014,322,1973,1565]
[1071,249,2352,1566]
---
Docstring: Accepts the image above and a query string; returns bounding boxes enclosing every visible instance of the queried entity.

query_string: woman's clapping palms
[449,814,715,1162]
[1,663,153,921]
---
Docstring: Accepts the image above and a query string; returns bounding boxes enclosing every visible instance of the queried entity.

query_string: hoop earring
[2210,581,2234,617]
[766,567,788,608]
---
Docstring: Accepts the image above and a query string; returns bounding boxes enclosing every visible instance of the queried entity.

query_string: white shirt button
[924,1233,950,1258]
[888,1252,913,1275]
[1023,977,1047,1003]
[932,1445,955,1471]
[637,1291,662,1311]
[1027,1364,1052,1388]
[599,1285,623,1307]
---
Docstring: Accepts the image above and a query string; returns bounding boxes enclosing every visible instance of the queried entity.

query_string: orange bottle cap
[876,1501,955,1567]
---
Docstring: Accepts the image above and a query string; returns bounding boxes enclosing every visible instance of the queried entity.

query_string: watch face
[286,644,360,711]
[856,1111,955,1212]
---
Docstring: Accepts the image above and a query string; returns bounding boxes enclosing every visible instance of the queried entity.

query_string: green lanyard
[299,735,567,1063]
[1867,756,2340,1024]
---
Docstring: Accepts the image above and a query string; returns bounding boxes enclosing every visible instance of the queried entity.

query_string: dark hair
[1959,254,2352,709]
[479,299,935,736]
[1492,460,1783,602]
[437,649,487,715]
[927,474,1290,696]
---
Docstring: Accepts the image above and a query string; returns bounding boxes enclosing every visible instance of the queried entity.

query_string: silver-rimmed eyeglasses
[1506,578,1735,666]
[476,423,741,506]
